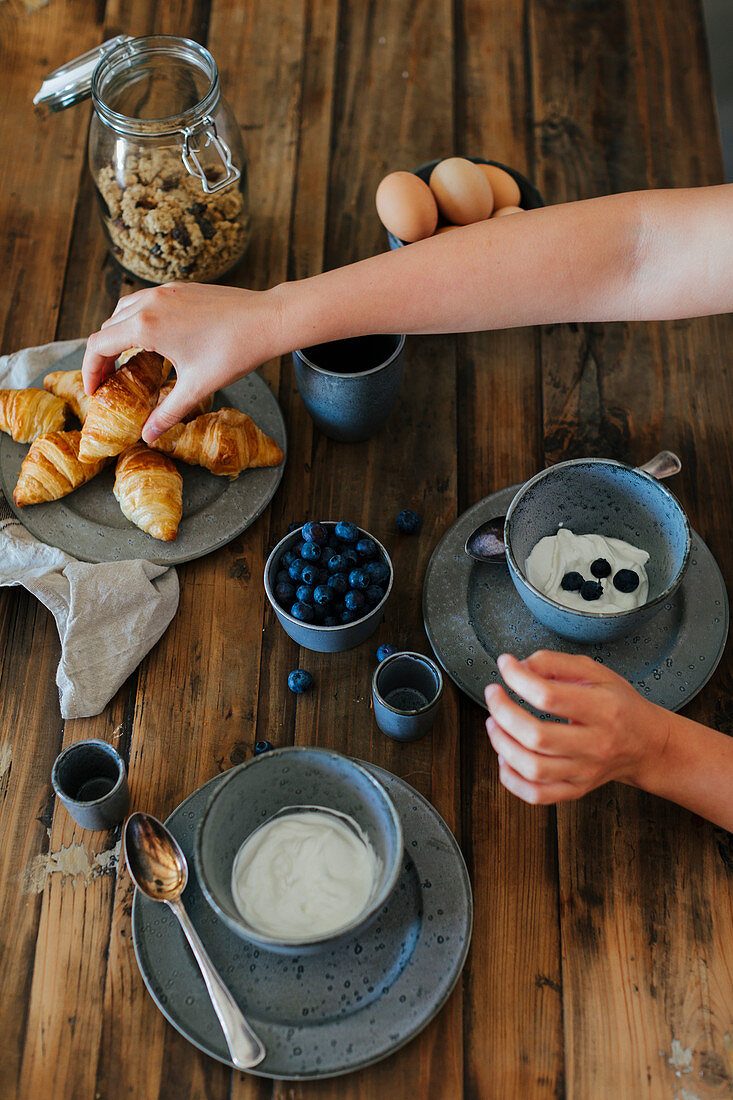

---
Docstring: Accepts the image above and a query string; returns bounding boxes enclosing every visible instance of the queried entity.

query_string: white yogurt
[525,528,650,613]
[231,807,380,940]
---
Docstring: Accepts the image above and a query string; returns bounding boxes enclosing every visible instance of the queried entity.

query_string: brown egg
[428,157,494,225]
[376,172,439,242]
[477,164,521,210]
[492,205,524,217]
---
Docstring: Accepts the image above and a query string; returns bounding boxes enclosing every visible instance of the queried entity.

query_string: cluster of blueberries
[560,557,641,601]
[274,521,391,626]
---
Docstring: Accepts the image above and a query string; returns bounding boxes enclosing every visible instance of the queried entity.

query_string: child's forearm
[273,185,732,353]
[635,711,733,831]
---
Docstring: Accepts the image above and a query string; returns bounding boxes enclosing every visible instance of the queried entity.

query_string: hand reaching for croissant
[81,283,286,443]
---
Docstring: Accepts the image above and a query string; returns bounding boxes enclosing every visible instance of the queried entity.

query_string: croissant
[13,431,107,507]
[113,442,183,542]
[43,369,91,424]
[78,349,170,463]
[150,407,284,479]
[0,388,68,443]
[157,381,214,421]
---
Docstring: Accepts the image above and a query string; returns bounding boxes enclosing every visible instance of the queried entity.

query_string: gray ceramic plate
[0,347,286,565]
[423,483,729,712]
[131,764,472,1080]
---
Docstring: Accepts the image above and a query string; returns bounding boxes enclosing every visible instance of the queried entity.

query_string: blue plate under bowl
[386,157,545,249]
[504,458,691,643]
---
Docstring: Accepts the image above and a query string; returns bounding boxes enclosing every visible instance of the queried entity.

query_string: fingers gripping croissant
[150,407,283,479]
[13,431,107,506]
[78,349,170,463]
[0,388,68,443]
[113,442,183,542]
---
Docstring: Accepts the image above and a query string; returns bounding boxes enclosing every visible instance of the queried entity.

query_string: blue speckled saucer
[0,347,286,565]
[131,764,472,1079]
[423,483,729,712]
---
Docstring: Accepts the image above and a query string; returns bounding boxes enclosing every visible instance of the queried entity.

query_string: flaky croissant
[13,430,107,507]
[149,407,284,479]
[43,369,91,424]
[79,349,170,463]
[113,442,183,542]
[157,381,214,421]
[0,388,68,443]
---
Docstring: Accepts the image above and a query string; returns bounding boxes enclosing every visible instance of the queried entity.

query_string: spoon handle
[637,450,682,480]
[168,897,266,1070]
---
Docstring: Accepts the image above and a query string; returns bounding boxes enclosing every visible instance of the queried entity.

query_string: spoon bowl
[124,812,266,1070]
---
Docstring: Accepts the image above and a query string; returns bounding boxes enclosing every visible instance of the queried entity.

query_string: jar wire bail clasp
[181,117,240,194]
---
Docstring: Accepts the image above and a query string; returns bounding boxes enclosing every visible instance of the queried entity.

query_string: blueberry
[396,509,421,535]
[340,608,359,624]
[288,669,314,693]
[590,557,612,579]
[323,615,340,627]
[326,553,347,574]
[335,521,359,543]
[366,584,385,605]
[286,521,303,534]
[328,572,349,596]
[366,560,390,584]
[254,739,274,755]
[348,568,370,590]
[342,548,360,567]
[376,643,396,662]
[302,521,328,544]
[292,540,305,558]
[301,541,322,562]
[288,558,306,581]
[580,580,604,601]
[613,569,640,593]
[345,589,366,612]
[313,584,333,606]
[290,601,315,622]
[281,549,297,568]
[356,538,377,560]
[275,568,291,586]
[295,583,315,604]
[560,571,584,592]
[275,581,296,604]
[311,603,328,622]
[317,568,330,585]
[300,563,319,586]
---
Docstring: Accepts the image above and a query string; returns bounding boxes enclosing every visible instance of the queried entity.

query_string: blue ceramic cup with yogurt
[504,458,691,643]
[292,334,405,443]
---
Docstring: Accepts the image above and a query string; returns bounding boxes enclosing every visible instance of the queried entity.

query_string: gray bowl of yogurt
[504,458,691,643]
[195,746,404,954]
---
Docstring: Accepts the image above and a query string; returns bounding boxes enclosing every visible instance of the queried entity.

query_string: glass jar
[37,36,250,284]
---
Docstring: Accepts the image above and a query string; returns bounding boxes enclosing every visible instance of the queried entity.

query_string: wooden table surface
[1,1,732,1097]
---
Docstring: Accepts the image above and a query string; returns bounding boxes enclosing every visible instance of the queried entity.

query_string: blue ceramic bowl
[504,458,691,643]
[386,157,545,249]
[195,746,404,954]
[264,522,394,653]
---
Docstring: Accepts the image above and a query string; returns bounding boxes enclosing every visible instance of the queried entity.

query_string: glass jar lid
[33,35,134,114]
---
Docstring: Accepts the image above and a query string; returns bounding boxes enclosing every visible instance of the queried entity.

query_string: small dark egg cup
[386,157,545,249]
[504,458,691,644]
[264,521,394,653]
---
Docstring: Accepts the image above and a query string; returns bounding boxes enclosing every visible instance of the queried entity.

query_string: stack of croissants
[1,349,284,542]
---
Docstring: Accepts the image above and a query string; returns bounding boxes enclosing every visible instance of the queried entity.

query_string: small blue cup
[51,739,130,831]
[372,651,444,742]
[292,334,405,443]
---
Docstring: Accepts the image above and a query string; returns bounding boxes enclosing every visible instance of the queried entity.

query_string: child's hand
[81,282,284,442]
[484,651,671,804]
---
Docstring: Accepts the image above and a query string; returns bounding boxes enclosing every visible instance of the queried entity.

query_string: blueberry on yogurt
[580,580,604,601]
[613,569,640,593]
[561,571,584,592]
[590,558,612,578]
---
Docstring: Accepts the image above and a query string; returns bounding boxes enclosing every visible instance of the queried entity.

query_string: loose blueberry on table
[288,669,314,693]
[376,643,396,662]
[254,739,274,755]
[396,509,421,535]
[274,521,390,627]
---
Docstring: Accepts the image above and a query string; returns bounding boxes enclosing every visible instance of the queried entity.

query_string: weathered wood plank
[530,0,733,1095]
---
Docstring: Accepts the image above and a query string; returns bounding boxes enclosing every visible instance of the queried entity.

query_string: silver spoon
[124,812,266,1070]
[464,450,682,564]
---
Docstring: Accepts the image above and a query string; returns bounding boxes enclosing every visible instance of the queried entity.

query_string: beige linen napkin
[0,340,179,718]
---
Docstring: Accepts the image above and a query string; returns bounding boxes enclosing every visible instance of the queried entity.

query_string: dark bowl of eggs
[264,520,394,652]
[376,156,545,249]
